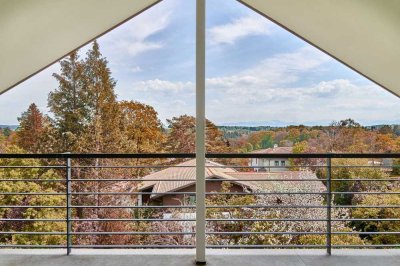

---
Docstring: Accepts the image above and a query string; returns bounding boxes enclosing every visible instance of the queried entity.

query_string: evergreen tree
[16,103,44,153]
[77,41,121,153]
[48,51,88,151]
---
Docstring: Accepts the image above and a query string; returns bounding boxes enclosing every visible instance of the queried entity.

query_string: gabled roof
[250,146,293,154]
[139,159,238,198]
[139,159,324,199]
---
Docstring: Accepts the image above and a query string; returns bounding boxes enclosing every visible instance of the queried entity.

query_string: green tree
[260,134,274,149]
[351,193,400,244]
[48,51,88,151]
[0,146,65,245]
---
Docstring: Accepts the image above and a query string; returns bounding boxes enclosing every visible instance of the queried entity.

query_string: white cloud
[129,66,142,73]
[207,46,330,94]
[100,1,172,57]
[208,15,273,45]
[134,79,194,93]
[118,46,399,125]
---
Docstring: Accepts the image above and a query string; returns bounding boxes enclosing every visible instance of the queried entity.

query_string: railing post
[195,0,206,264]
[66,154,72,255]
[326,157,332,255]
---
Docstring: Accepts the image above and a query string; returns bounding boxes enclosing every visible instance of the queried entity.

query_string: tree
[316,158,388,205]
[0,146,65,245]
[48,51,88,151]
[16,103,44,153]
[260,134,274,149]
[2,127,11,137]
[119,101,165,153]
[166,115,229,153]
[351,193,400,244]
[118,100,166,176]
[78,40,121,154]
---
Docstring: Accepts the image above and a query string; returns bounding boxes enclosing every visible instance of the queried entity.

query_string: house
[137,158,324,206]
[249,145,293,172]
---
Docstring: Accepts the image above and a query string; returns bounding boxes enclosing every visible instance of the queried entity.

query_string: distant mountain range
[218,120,400,127]
[0,125,18,130]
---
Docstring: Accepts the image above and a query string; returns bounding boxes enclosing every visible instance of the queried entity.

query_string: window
[281,161,286,167]
[189,195,196,205]
[184,194,196,205]
[274,161,279,167]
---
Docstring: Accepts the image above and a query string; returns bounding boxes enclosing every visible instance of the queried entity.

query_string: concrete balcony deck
[1,249,399,266]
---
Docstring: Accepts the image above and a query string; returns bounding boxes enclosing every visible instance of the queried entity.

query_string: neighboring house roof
[250,146,293,154]
[139,159,238,199]
[138,159,324,199]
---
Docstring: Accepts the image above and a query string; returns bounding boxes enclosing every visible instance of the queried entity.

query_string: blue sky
[1,0,399,126]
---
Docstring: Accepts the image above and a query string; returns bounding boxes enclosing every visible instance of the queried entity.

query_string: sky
[1,0,399,126]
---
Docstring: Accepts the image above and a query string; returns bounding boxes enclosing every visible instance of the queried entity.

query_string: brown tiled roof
[225,171,325,192]
[250,146,293,154]
[138,159,238,198]
[138,159,325,198]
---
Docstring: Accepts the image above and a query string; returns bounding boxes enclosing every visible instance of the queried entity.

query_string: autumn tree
[166,115,229,153]
[119,101,165,153]
[77,40,121,154]
[16,103,44,153]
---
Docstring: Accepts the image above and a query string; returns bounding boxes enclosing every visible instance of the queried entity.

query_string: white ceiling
[240,0,400,97]
[0,0,159,94]
[1,0,399,98]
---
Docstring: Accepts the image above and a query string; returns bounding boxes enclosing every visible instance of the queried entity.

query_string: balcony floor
[0,249,399,266]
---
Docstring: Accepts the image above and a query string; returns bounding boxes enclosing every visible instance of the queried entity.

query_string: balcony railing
[0,153,399,256]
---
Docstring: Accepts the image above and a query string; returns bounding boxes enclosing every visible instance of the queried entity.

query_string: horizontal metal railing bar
[3,191,326,196]
[71,245,195,248]
[207,232,400,235]
[0,206,186,209]
[1,153,400,159]
[331,178,400,181]
[0,166,64,169]
[0,232,196,235]
[2,218,400,222]
[0,192,65,195]
[2,244,399,249]
[206,244,400,248]
[332,244,400,248]
[64,165,400,169]
[1,190,399,197]
[0,153,195,159]
[0,192,331,196]
[206,232,327,235]
[0,245,196,249]
[3,231,400,236]
[2,178,400,183]
[0,245,66,248]
[0,179,65,182]
[206,245,327,249]
[67,178,329,182]
[2,205,399,209]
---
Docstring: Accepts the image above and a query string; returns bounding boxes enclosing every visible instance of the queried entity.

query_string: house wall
[250,158,290,172]
[158,181,244,206]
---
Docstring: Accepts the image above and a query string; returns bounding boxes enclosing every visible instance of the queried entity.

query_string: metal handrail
[0,152,399,255]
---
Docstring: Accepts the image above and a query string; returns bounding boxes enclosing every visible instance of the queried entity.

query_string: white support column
[195,0,206,264]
